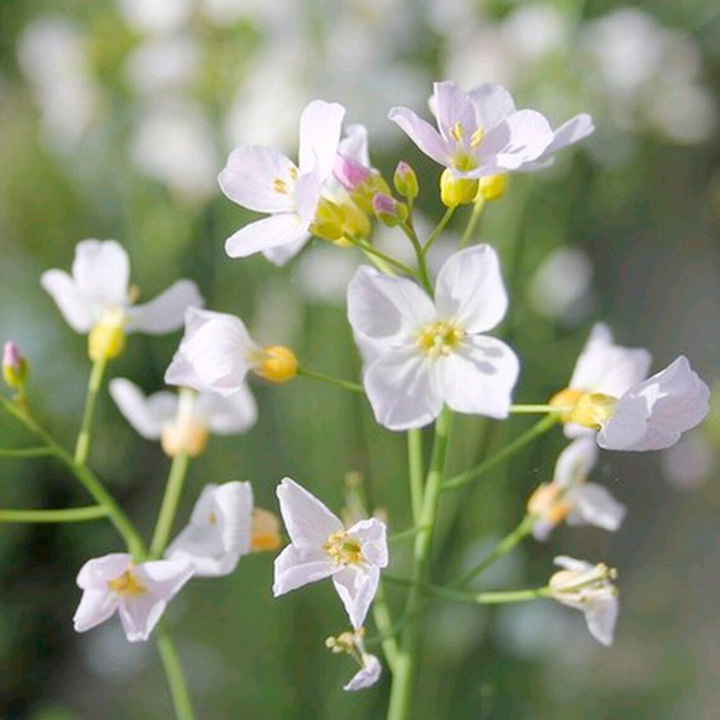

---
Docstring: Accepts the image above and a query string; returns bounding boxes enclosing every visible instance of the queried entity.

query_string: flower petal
[76,553,133,589]
[109,378,177,440]
[73,588,120,633]
[135,559,194,599]
[196,385,257,435]
[347,518,388,568]
[584,593,618,647]
[387,106,452,166]
[466,83,517,129]
[478,110,553,171]
[218,145,297,213]
[363,348,442,431]
[435,336,520,419]
[118,595,167,642]
[126,279,204,334]
[272,544,336,596]
[567,483,626,532]
[40,269,95,332]
[432,81,477,143]
[276,477,343,547]
[553,437,598,489]
[344,654,382,692]
[332,565,380,629]
[225,214,310,259]
[298,100,346,178]
[434,245,508,333]
[262,236,309,266]
[72,240,130,308]
[339,123,370,167]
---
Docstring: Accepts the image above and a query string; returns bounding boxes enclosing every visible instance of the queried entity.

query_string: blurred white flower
[296,245,360,305]
[348,245,520,431]
[17,18,100,151]
[501,4,568,62]
[109,378,256,456]
[549,556,618,646]
[130,98,220,200]
[118,0,192,35]
[661,432,713,489]
[273,478,388,629]
[74,553,193,642]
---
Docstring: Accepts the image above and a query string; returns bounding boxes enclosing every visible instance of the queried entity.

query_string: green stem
[510,404,567,414]
[452,514,536,587]
[422,206,455,256]
[74,355,108,465]
[442,415,557,492]
[0,506,108,523]
[156,626,196,720]
[0,446,53,458]
[460,197,485,246]
[406,430,424,523]
[387,407,453,720]
[150,453,191,558]
[354,240,418,278]
[388,525,428,544]
[372,582,400,673]
[296,366,364,394]
[400,223,432,293]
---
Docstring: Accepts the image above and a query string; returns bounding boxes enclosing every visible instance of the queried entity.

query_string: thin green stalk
[296,366,364,394]
[387,407,453,720]
[156,626,196,720]
[452,514,536,587]
[400,223,432,293]
[407,430,424,523]
[388,525,428,544]
[460,197,485,246]
[354,240,418,278]
[0,506,108,523]
[0,446,53,458]
[442,415,557,492]
[150,453,191,558]
[422,206,455,256]
[74,355,108,465]
[510,404,568,413]
[372,582,399,673]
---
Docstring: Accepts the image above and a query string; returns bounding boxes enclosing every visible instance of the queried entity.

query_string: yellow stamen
[273,178,288,194]
[323,530,364,566]
[469,127,485,149]
[108,568,146,596]
[416,320,465,358]
[527,483,572,527]
[449,122,465,141]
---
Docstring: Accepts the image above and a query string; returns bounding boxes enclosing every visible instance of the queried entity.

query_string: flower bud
[550,388,616,428]
[393,161,419,201]
[440,168,478,207]
[250,508,282,552]
[254,345,297,383]
[3,342,27,390]
[476,173,508,202]
[88,310,126,362]
[161,421,209,458]
[312,196,371,244]
[372,193,408,227]
[334,153,371,192]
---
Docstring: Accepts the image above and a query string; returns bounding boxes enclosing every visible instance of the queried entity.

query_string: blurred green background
[1,0,720,718]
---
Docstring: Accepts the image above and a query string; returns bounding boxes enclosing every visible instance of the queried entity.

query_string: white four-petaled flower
[41,240,203,352]
[166,482,254,577]
[347,244,520,431]
[73,553,193,642]
[218,99,345,265]
[549,556,618,647]
[389,81,593,178]
[273,478,388,629]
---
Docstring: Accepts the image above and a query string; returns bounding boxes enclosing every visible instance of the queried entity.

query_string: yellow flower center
[416,320,466,358]
[549,388,617,428]
[527,483,573,527]
[323,530,364,566]
[88,308,127,361]
[108,568,146,597]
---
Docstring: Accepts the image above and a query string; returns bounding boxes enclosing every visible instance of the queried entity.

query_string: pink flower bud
[3,341,27,389]
[333,153,371,191]
[372,193,408,227]
[393,161,419,200]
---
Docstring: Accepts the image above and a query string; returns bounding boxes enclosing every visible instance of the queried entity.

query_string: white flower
[164,308,297,396]
[165,482,253,577]
[41,240,203,359]
[347,244,520,431]
[553,324,710,451]
[528,437,626,541]
[73,553,193,643]
[218,99,345,264]
[326,628,382,691]
[388,81,592,178]
[273,478,388,629]
[549,556,618,646]
[109,378,256,457]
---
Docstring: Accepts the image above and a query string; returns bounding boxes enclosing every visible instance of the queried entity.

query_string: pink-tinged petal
[466,83,516,129]
[198,385,257,435]
[569,323,652,396]
[599,356,710,451]
[478,110,553,171]
[567,483,626,531]
[76,553,133,589]
[225,214,310,259]
[276,477,343,547]
[272,544,336,596]
[434,336,520,419]
[347,266,435,346]
[344,654,382,692]
[553,437,598,489]
[298,100,346,178]
[109,378,177,440]
[584,593,618,647]
[339,123,370,167]
[545,114,594,155]
[434,245,508,333]
[126,279,203,334]
[262,236,308,266]
[387,107,452,166]
[218,145,297,213]
[118,595,167,642]
[432,81,477,143]
[332,565,380,629]
[73,588,120,633]
[363,348,442,431]
[72,240,130,307]
[41,269,95,332]
[347,518,388,568]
